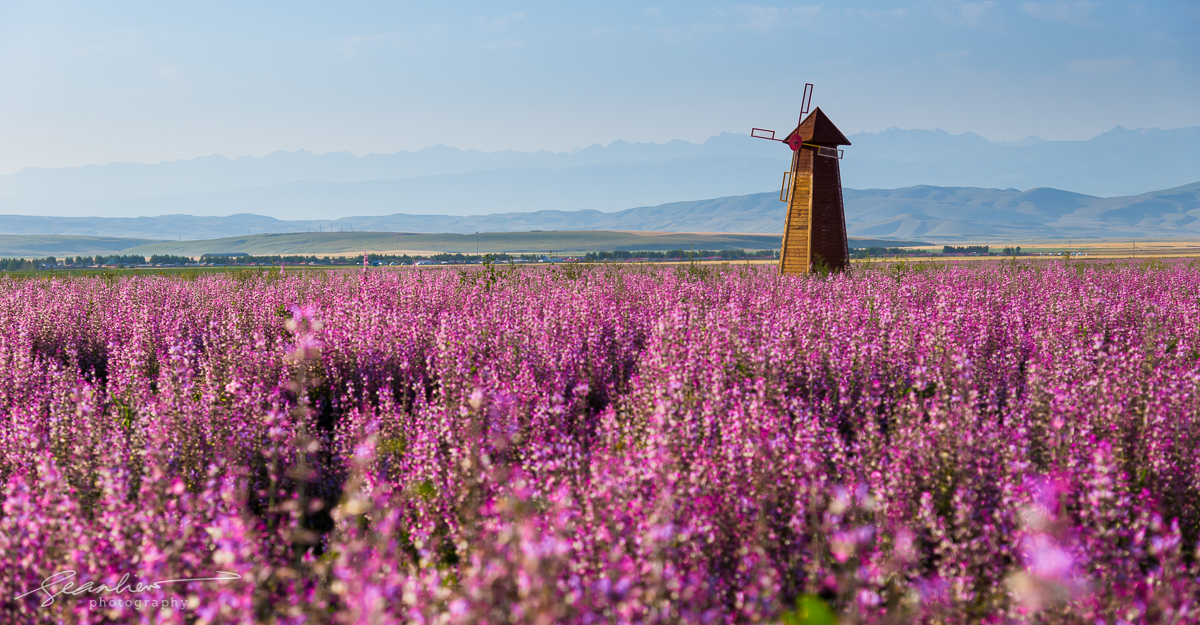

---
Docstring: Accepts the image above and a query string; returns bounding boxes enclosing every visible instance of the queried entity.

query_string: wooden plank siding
[808,152,848,271]
[779,148,814,274]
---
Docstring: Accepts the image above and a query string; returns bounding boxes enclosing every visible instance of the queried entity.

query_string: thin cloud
[731,5,823,31]
[845,7,910,25]
[334,34,391,59]
[636,5,822,44]
[482,38,525,50]
[329,26,440,59]
[631,5,823,43]
[1149,59,1178,73]
[1021,1,1098,26]
[1065,57,1133,74]
[479,13,525,29]
[652,22,725,44]
[937,49,973,61]
[73,29,146,55]
[959,1,996,26]
[930,1,1001,30]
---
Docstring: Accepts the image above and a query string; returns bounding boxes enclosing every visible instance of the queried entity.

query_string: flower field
[1,261,1198,623]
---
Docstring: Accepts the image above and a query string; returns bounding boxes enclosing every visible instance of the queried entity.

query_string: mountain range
[1,126,1197,221]
[2,180,1197,243]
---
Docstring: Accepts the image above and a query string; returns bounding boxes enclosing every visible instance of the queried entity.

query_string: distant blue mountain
[0,126,1196,220]
[847,126,1200,195]
[3,181,1196,242]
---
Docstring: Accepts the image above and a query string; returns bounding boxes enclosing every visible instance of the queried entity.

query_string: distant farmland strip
[1,230,929,259]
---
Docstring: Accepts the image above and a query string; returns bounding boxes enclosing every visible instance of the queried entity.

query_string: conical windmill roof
[786,107,851,146]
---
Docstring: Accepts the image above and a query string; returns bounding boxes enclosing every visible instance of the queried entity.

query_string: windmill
[752,83,852,274]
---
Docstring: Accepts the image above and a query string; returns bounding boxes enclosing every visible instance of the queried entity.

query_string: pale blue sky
[1,0,1196,173]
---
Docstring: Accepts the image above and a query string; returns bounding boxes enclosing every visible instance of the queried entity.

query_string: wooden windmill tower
[752,84,852,274]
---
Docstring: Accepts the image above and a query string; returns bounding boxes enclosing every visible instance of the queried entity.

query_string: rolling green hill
[0,234,163,258]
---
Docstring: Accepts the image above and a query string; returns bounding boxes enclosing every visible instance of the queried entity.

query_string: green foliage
[149,254,193,264]
[413,480,438,500]
[97,254,148,266]
[811,253,835,277]
[112,397,139,436]
[861,258,943,282]
[851,246,914,259]
[781,596,837,625]
[0,257,58,271]
[675,259,718,282]
[553,261,589,282]
[378,437,407,458]
[457,254,520,291]
[943,245,990,255]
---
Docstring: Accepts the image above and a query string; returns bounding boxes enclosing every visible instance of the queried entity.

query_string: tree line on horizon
[0,249,782,272]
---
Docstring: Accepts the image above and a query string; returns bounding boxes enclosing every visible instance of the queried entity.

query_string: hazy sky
[1,0,1196,173]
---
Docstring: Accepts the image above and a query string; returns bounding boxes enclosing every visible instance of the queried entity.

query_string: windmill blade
[799,83,814,122]
[816,146,843,160]
[751,128,778,140]
[799,142,844,159]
